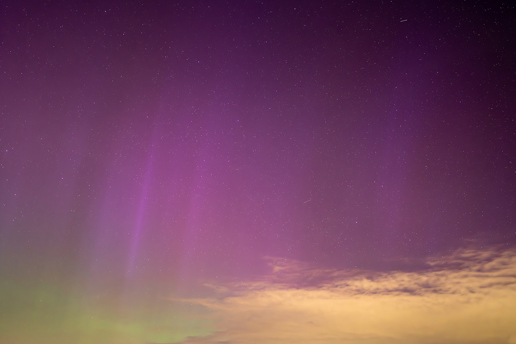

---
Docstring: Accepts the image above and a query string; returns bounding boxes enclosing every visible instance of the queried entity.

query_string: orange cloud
[172,246,516,344]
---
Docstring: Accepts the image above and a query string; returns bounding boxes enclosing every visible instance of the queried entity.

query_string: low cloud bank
[173,246,516,344]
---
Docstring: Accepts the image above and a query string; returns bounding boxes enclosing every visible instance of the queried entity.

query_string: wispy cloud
[172,246,516,344]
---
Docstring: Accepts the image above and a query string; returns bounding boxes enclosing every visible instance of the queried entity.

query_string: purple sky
[1,1,515,343]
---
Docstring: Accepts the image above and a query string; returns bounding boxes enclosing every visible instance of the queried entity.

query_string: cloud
[171,246,516,344]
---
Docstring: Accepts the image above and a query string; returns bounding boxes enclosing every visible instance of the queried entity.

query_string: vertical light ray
[126,129,158,276]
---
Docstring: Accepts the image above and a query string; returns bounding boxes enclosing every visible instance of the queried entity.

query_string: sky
[0,0,515,343]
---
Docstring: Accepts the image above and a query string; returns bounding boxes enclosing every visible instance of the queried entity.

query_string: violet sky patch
[1,1,515,343]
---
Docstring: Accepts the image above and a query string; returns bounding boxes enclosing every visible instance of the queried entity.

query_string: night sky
[1,1,516,343]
